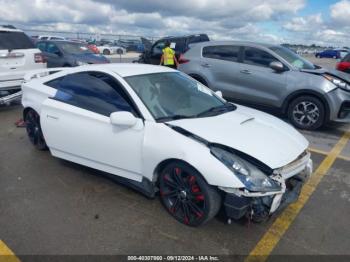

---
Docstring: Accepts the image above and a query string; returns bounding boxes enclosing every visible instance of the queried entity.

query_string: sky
[1,0,350,46]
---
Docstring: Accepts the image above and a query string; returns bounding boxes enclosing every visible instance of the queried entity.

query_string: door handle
[47,114,59,120]
[240,69,251,74]
[201,63,211,68]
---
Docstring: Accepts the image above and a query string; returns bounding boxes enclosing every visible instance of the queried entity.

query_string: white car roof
[61,63,176,78]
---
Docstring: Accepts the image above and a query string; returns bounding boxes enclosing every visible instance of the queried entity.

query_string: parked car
[38,35,66,41]
[336,53,350,73]
[21,64,312,226]
[96,45,126,55]
[36,40,109,67]
[117,39,145,52]
[93,41,126,55]
[315,49,341,59]
[337,49,349,59]
[0,25,46,105]
[137,34,209,65]
[178,41,350,130]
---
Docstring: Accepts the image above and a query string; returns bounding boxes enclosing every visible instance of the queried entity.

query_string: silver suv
[0,26,46,105]
[178,41,350,130]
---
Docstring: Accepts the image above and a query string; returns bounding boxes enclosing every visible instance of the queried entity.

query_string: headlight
[210,146,281,192]
[76,61,88,66]
[323,74,350,91]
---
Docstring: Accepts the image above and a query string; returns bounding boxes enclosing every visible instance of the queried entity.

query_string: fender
[282,89,331,121]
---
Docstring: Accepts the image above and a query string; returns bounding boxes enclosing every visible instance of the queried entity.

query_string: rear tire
[159,162,221,227]
[24,109,48,150]
[103,49,111,55]
[287,95,325,130]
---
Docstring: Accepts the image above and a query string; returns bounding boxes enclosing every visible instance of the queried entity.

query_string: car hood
[301,67,350,82]
[170,106,309,169]
[70,53,108,63]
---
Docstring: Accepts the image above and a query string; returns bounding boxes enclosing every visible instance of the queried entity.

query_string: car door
[199,45,246,99]
[149,40,166,64]
[234,46,287,108]
[40,71,145,181]
[44,42,65,67]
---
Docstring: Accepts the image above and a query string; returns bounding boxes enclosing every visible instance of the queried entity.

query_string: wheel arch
[282,89,330,121]
[152,158,210,185]
[23,107,37,119]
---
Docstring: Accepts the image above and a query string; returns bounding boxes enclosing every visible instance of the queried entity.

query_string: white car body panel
[171,105,308,169]
[41,99,145,181]
[21,64,310,192]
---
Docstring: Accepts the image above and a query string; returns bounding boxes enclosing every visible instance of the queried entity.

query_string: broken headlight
[210,146,281,192]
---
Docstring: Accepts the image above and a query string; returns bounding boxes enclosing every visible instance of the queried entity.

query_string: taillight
[34,53,46,63]
[178,54,190,64]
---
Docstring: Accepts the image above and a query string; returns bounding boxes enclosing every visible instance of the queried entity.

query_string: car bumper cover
[223,159,313,221]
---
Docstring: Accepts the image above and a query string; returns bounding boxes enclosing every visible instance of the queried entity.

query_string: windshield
[269,46,316,70]
[58,42,93,54]
[125,72,234,121]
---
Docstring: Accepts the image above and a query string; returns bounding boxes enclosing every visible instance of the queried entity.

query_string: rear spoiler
[23,68,66,82]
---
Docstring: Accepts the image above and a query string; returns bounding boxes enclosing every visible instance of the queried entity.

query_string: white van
[0,26,47,104]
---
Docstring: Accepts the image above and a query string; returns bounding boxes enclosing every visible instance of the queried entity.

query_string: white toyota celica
[22,64,313,227]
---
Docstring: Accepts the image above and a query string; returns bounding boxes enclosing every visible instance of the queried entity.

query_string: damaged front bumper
[221,158,313,222]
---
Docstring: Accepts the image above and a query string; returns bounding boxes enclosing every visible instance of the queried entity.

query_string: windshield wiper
[156,115,194,122]
[196,103,236,117]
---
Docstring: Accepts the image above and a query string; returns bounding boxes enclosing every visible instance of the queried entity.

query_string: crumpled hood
[170,106,309,169]
[301,67,350,83]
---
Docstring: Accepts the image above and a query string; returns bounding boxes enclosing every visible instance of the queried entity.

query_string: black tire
[103,49,110,55]
[24,109,48,150]
[159,162,221,227]
[287,95,325,130]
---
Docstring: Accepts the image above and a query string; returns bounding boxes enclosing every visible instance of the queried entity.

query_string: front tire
[24,109,48,150]
[159,162,221,227]
[287,96,325,130]
[103,49,110,55]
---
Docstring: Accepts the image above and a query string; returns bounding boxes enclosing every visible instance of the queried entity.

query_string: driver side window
[243,47,277,68]
[47,43,60,54]
[152,41,165,55]
[49,72,138,117]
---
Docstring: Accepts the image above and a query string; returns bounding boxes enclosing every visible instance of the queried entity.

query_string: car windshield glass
[269,46,316,70]
[0,31,35,49]
[125,72,235,121]
[58,42,93,54]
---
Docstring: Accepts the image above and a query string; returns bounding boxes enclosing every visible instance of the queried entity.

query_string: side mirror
[269,61,285,72]
[215,90,223,98]
[110,111,137,127]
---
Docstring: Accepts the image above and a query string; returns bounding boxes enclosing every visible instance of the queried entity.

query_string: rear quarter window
[0,31,35,50]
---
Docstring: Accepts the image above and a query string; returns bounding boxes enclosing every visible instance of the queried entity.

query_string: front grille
[273,150,310,178]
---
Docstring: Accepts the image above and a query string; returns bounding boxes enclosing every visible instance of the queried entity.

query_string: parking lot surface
[0,57,350,260]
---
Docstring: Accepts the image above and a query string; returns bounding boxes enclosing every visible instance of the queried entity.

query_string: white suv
[0,26,46,105]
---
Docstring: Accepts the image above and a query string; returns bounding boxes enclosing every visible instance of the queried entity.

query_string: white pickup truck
[0,26,46,105]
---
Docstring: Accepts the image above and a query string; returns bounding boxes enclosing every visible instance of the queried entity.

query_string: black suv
[137,34,209,65]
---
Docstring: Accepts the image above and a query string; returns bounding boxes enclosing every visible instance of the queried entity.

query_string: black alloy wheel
[159,162,221,227]
[25,109,48,150]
